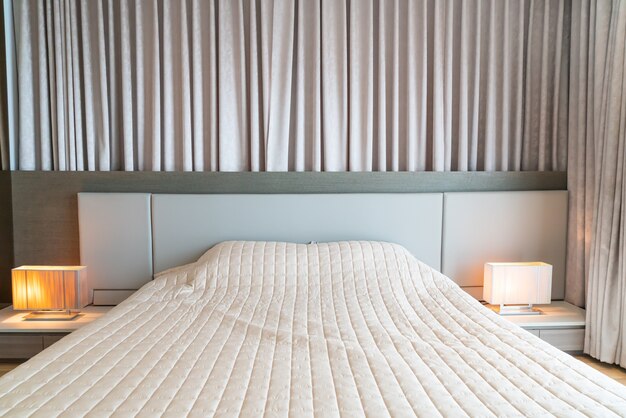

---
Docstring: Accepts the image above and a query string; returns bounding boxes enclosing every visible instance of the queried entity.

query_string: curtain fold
[567,0,626,366]
[0,3,9,169]
[566,0,596,309]
[3,0,569,172]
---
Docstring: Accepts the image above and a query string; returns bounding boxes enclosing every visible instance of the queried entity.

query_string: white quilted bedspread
[1,241,626,417]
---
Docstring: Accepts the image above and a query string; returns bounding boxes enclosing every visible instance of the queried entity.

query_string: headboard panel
[151,194,443,273]
[78,193,153,304]
[78,190,568,304]
[441,191,567,300]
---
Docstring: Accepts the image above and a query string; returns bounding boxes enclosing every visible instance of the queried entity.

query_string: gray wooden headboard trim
[11,171,567,195]
[0,172,14,303]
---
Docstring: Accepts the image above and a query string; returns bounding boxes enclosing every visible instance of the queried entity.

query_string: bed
[1,240,625,416]
[1,191,624,416]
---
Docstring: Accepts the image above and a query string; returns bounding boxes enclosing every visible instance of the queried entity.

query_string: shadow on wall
[0,171,13,304]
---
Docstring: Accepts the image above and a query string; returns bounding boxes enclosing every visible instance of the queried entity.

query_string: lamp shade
[12,266,88,310]
[483,262,552,305]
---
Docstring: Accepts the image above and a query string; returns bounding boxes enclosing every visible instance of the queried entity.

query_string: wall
[5,171,567,303]
[0,172,13,302]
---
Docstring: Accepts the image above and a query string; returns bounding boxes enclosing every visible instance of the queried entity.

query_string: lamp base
[496,304,543,316]
[22,311,79,321]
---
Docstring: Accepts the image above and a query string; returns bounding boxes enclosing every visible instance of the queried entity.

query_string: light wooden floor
[0,363,19,378]
[0,355,624,383]
[574,354,626,385]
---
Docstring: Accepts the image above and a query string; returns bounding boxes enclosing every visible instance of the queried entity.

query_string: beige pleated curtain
[0,4,8,169]
[567,0,626,367]
[3,0,569,172]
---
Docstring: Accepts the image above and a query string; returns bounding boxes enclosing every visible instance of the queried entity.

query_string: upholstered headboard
[78,191,567,304]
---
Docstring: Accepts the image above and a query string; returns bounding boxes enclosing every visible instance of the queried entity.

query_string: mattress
[0,241,625,417]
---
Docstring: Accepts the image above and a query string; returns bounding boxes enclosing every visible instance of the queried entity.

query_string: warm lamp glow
[483,262,552,315]
[12,266,88,312]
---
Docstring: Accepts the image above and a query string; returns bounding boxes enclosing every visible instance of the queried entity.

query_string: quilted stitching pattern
[0,241,625,417]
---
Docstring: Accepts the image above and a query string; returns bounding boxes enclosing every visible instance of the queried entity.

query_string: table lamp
[483,262,552,315]
[12,266,88,320]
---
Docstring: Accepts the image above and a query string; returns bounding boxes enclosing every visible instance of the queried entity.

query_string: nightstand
[488,301,586,353]
[0,305,112,360]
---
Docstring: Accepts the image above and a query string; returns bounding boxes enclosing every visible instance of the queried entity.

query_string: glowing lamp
[12,266,88,320]
[483,262,552,315]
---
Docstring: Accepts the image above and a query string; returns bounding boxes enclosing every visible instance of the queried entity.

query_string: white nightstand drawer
[539,329,584,352]
[43,335,66,348]
[0,335,44,359]
[488,302,586,353]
